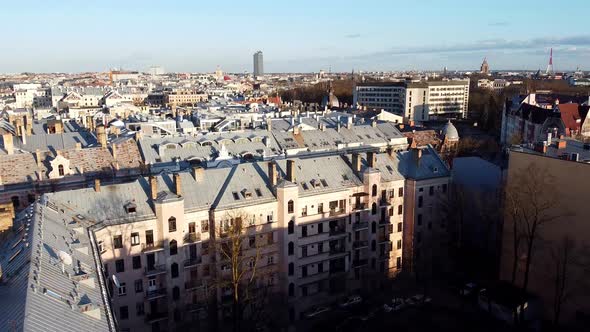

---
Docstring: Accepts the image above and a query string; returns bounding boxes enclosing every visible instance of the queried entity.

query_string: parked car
[305,306,330,319]
[383,304,393,313]
[359,307,379,321]
[406,294,432,306]
[339,295,362,308]
[391,297,406,311]
[460,282,478,297]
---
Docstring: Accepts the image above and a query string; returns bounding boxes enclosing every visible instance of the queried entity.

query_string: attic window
[255,188,262,197]
[302,182,309,190]
[320,179,328,187]
[242,189,252,199]
[342,174,349,181]
[433,167,439,173]
[232,192,240,200]
[125,202,137,214]
[386,165,394,173]
[310,179,321,188]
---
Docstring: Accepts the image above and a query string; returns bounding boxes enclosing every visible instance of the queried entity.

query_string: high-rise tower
[546,48,554,75]
[253,51,264,77]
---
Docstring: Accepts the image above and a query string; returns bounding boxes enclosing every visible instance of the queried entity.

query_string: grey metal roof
[13,132,97,152]
[0,202,115,331]
[397,146,451,180]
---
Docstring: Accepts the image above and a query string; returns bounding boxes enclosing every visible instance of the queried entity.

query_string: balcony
[184,232,201,244]
[184,257,203,269]
[329,209,345,217]
[353,203,367,211]
[352,222,368,230]
[298,271,329,285]
[352,259,368,268]
[144,264,167,277]
[145,311,168,324]
[378,235,391,243]
[142,241,164,253]
[352,240,368,249]
[329,226,346,236]
[145,288,167,301]
[185,280,205,291]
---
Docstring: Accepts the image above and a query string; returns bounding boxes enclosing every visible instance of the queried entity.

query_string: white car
[305,306,330,318]
[339,295,362,308]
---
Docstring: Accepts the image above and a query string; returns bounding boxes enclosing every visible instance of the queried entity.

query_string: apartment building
[13,83,52,109]
[166,89,208,106]
[33,146,449,331]
[354,80,470,122]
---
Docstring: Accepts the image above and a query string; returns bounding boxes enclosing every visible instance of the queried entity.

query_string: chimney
[149,176,158,200]
[35,149,42,168]
[2,133,13,155]
[413,148,423,167]
[557,140,567,149]
[266,118,272,131]
[96,125,107,148]
[24,115,32,135]
[174,173,182,196]
[268,161,277,186]
[286,160,296,182]
[86,115,94,131]
[337,122,341,132]
[352,153,361,172]
[111,143,117,159]
[75,142,82,151]
[263,136,270,147]
[399,124,405,130]
[134,131,142,142]
[371,119,377,128]
[409,120,415,127]
[191,166,204,182]
[94,178,101,192]
[19,126,26,144]
[367,151,376,168]
[387,147,395,157]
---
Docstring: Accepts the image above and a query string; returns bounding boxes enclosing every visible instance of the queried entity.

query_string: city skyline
[1,0,590,73]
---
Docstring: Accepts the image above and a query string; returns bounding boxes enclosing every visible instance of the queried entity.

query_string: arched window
[371,184,377,197]
[168,217,177,232]
[170,240,178,255]
[171,263,179,278]
[371,203,377,215]
[287,200,294,214]
[288,242,294,256]
[288,262,294,276]
[371,221,376,234]
[173,286,180,300]
[288,220,294,234]
[58,164,65,176]
[371,239,376,251]
[288,283,295,296]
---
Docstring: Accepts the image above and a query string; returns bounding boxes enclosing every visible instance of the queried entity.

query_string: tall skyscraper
[253,50,264,77]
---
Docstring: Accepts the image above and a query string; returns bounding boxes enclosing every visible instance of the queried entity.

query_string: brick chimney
[268,162,277,186]
[286,160,296,182]
[557,140,567,149]
[413,148,423,167]
[35,149,42,168]
[192,166,204,182]
[352,153,361,173]
[2,133,13,155]
[94,178,101,192]
[75,142,82,151]
[367,151,376,168]
[111,143,117,159]
[149,176,158,200]
[96,125,107,148]
[174,173,182,197]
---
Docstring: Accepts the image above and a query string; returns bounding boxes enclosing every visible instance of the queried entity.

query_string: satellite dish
[112,274,121,288]
[58,251,73,265]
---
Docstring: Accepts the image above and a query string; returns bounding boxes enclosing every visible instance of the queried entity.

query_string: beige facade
[166,90,208,106]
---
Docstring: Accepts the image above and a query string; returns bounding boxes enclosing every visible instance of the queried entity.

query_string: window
[288,220,294,234]
[171,263,179,278]
[119,306,129,320]
[289,283,295,296]
[288,263,294,276]
[318,223,323,234]
[201,219,209,232]
[302,246,307,257]
[442,184,447,193]
[397,222,402,232]
[168,217,177,232]
[429,186,434,196]
[134,279,143,293]
[267,256,274,265]
[371,203,377,215]
[136,302,145,316]
[267,232,273,245]
[170,240,178,255]
[417,232,422,243]
[115,259,125,273]
[301,206,307,217]
[302,286,308,296]
[318,242,323,253]
[302,266,308,277]
[318,262,324,273]
[249,236,256,248]
[58,164,65,176]
[397,240,402,249]
[397,205,403,215]
[371,240,376,251]
[372,222,376,234]
[318,203,323,214]
[287,200,294,214]
[418,196,423,208]
[145,230,154,245]
[288,242,294,256]
[131,232,140,246]
[118,282,127,296]
[372,184,377,197]
[428,222,432,230]
[417,214,422,226]
[232,192,240,200]
[302,225,307,237]
[396,257,401,268]
[255,188,262,197]
[188,222,196,233]
[113,235,123,249]
[132,256,141,269]
[173,286,180,301]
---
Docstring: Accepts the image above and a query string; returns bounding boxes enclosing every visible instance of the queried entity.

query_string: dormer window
[124,202,137,214]
[242,189,252,199]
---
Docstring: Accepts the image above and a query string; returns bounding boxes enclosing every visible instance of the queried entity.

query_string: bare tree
[215,210,262,332]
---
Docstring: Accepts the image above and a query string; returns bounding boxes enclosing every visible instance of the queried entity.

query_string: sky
[1,0,590,73]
